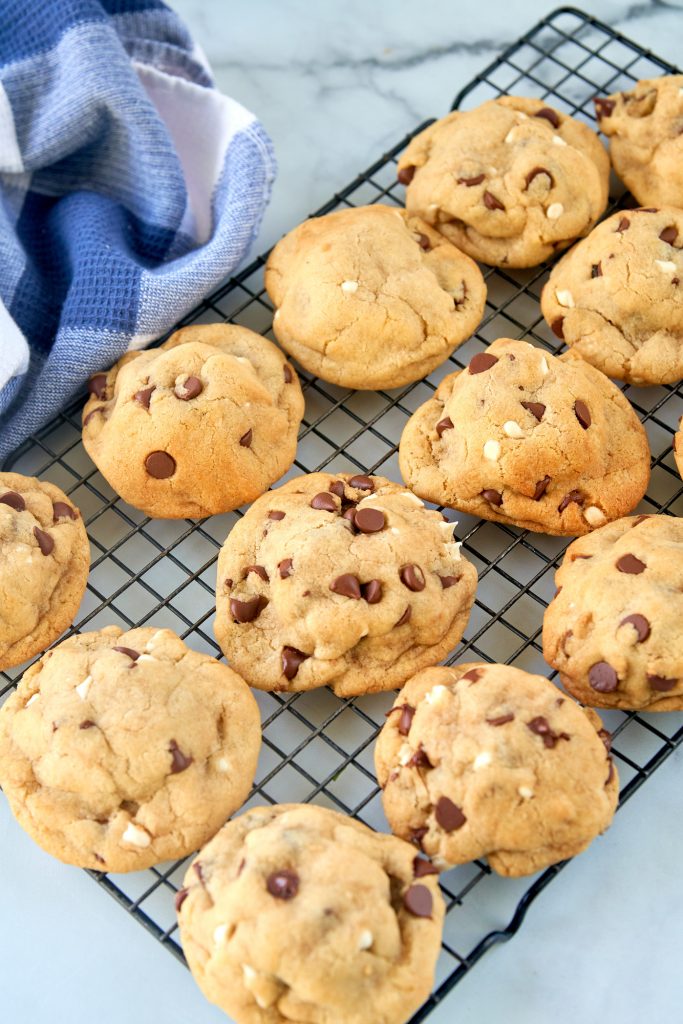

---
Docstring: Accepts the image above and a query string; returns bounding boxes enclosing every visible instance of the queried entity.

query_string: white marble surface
[4,2,683,1022]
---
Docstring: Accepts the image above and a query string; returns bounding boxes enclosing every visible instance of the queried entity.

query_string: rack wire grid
[2,6,683,1021]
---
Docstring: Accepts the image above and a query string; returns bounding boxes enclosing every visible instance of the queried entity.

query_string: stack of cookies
[2,77,683,1024]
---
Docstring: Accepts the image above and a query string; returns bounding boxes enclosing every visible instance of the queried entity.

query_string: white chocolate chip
[425,685,449,706]
[217,757,230,772]
[503,420,524,439]
[358,930,373,950]
[518,786,535,799]
[473,751,492,770]
[402,491,424,506]
[390,527,401,535]
[655,260,677,273]
[555,289,574,308]
[145,630,166,652]
[341,280,359,294]
[25,693,40,708]
[584,506,606,527]
[553,135,567,146]
[516,111,528,121]
[242,964,258,982]
[214,924,229,944]
[504,127,521,144]
[75,676,93,701]
[398,743,413,766]
[540,356,549,375]
[546,202,564,220]
[235,356,251,365]
[122,823,151,848]
[483,439,501,461]
[273,309,280,321]
[136,654,156,664]
[427,203,439,214]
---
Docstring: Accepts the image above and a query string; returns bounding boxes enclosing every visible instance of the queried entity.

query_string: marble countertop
[3,2,683,1022]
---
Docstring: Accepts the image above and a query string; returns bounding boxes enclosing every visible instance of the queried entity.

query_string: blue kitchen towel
[0,0,276,461]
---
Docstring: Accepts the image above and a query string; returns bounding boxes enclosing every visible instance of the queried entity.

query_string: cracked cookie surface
[541,207,683,385]
[177,803,444,1024]
[398,338,650,535]
[398,96,609,268]
[0,472,89,671]
[214,472,477,697]
[0,626,261,870]
[375,663,618,877]
[594,75,683,208]
[264,204,486,389]
[544,514,683,711]
[82,324,304,519]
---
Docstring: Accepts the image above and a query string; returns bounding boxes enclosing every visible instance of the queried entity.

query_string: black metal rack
[2,8,682,1021]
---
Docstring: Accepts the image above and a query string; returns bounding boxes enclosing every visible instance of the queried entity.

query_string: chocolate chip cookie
[541,207,683,385]
[0,473,89,672]
[375,663,618,877]
[398,96,609,268]
[214,472,477,697]
[594,75,683,208]
[544,514,683,711]
[264,204,486,389]
[0,626,261,870]
[398,338,650,535]
[176,803,445,1024]
[82,323,304,519]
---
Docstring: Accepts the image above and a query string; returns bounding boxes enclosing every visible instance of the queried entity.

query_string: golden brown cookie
[398,96,609,268]
[176,803,445,1024]
[82,324,304,519]
[264,204,486,389]
[0,472,89,671]
[398,338,650,535]
[543,514,683,711]
[375,663,618,877]
[214,472,477,697]
[0,626,261,870]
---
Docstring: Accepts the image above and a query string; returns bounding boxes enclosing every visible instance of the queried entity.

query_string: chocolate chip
[439,574,461,589]
[83,407,105,426]
[113,646,140,661]
[329,481,345,498]
[417,232,431,250]
[533,476,551,501]
[521,401,545,422]
[436,416,454,437]
[413,856,439,878]
[574,400,591,429]
[176,376,203,401]
[239,429,253,448]
[398,704,415,736]
[616,553,646,574]
[362,579,382,603]
[616,217,630,233]
[598,728,612,753]
[354,507,385,533]
[145,451,176,478]
[224,578,234,590]
[458,173,485,186]
[435,796,467,832]
[591,262,602,278]
[659,225,678,244]
[245,564,269,582]
[230,596,267,623]
[594,97,615,118]
[409,745,433,770]
[330,573,361,599]
[79,720,96,730]
[278,559,294,579]
[481,489,503,507]
[398,165,415,185]
[589,661,619,692]
[558,490,583,513]
[169,739,193,774]
[535,106,560,128]
[484,190,505,211]
[395,606,412,627]
[551,316,565,340]
[410,826,429,849]
[399,564,425,592]
[266,869,299,900]
[310,492,337,512]
[462,668,482,682]
[469,353,499,374]
[526,716,570,749]
[174,888,189,912]
[193,861,206,886]
[284,363,294,383]
[342,507,357,524]
[134,385,155,408]
[403,884,433,918]
[0,491,26,512]
[525,166,554,189]
[282,646,309,680]
[648,674,677,692]
[487,712,514,726]
[619,613,650,642]
[52,501,77,521]
[88,373,107,398]
[348,474,374,491]
[33,527,54,556]
[268,510,286,520]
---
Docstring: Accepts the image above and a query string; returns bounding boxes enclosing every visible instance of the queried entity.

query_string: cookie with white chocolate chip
[541,208,683,385]
[214,472,477,697]
[176,803,445,1024]
[0,626,261,870]
[375,663,618,877]
[0,472,89,671]
[594,75,683,208]
[264,204,486,389]
[398,96,609,268]
[398,338,650,536]
[82,323,304,519]
[544,514,683,711]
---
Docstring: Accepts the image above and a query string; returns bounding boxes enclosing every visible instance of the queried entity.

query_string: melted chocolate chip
[245,564,269,582]
[616,217,630,233]
[436,416,454,437]
[606,759,615,785]
[398,165,415,185]
[413,856,439,878]
[330,573,362,599]
[282,646,309,680]
[487,712,514,726]
[574,400,591,429]
[0,491,26,512]
[417,232,431,250]
[616,553,646,574]
[458,173,486,186]
[88,373,108,399]
[598,728,612,753]
[239,429,253,448]
[33,527,54,556]
[398,703,415,736]
[410,826,428,849]
[145,451,176,479]
[533,476,551,501]
[52,501,77,521]
[659,226,678,245]
[230,596,268,623]
[310,492,337,512]
[278,559,294,579]
[83,406,105,426]
[175,376,202,401]
[399,564,425,592]
[362,579,382,603]
[525,166,554,189]
[521,401,545,421]
[348,474,374,491]
[462,668,482,682]
[535,107,560,128]
[484,190,505,211]
[193,861,206,886]
[469,352,499,374]
[113,646,140,661]
[589,661,619,692]
[354,507,385,533]
[268,510,286,520]
[435,796,467,831]
[134,385,155,408]
[403,884,433,918]
[266,869,299,900]
[284,363,294,383]
[439,574,460,589]
[558,490,583,513]
[619,613,650,642]
[526,716,570,749]
[481,489,503,507]
[224,578,233,590]
[594,97,616,118]
[591,262,602,278]
[648,674,677,692]
[79,720,96,730]
[174,888,189,912]
[395,606,412,627]
[169,739,193,774]
[551,316,565,339]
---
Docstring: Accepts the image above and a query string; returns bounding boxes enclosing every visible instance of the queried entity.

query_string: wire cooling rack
[2,7,683,1021]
